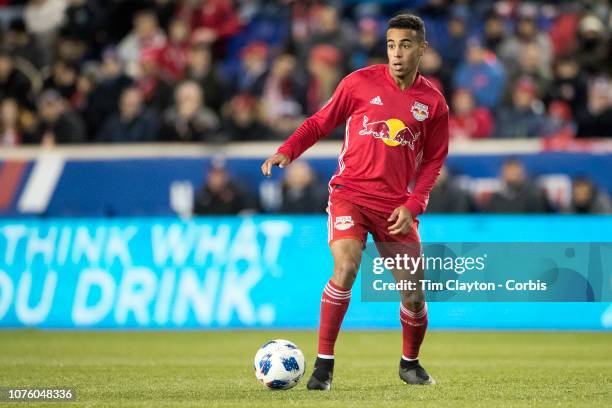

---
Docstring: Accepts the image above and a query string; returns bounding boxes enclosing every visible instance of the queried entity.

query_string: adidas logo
[369,96,383,105]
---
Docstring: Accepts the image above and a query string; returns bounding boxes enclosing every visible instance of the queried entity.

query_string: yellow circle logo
[383,118,406,146]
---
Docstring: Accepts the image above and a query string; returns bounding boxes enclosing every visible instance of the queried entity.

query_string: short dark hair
[387,14,426,42]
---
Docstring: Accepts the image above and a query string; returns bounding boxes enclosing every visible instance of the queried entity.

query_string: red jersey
[277,64,449,216]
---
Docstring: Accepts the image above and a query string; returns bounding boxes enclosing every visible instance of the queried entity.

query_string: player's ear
[419,41,428,57]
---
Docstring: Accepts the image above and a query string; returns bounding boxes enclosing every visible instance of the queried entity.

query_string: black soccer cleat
[306,357,334,390]
[399,359,436,385]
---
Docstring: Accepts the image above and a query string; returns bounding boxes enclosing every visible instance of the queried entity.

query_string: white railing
[0,139,611,160]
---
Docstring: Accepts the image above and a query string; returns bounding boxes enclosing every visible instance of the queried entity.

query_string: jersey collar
[384,66,421,93]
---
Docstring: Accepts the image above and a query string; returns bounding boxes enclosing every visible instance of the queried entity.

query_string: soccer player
[261,14,449,389]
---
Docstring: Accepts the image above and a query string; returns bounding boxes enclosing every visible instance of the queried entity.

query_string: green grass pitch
[0,330,610,407]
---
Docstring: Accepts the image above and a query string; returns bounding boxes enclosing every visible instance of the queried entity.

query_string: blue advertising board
[0,215,610,330]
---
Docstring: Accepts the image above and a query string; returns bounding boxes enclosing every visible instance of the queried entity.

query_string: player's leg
[322,238,363,350]
[371,215,435,385]
[308,238,362,391]
[308,197,366,391]
[320,239,362,353]
[394,263,434,385]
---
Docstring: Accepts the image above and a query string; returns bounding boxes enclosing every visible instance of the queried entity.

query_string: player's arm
[261,77,354,177]
[389,104,449,234]
[404,103,450,217]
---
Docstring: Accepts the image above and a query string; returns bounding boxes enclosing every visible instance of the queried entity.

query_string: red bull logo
[334,216,354,231]
[411,101,429,121]
[358,115,420,149]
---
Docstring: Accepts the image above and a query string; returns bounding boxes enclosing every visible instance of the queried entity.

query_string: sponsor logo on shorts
[334,216,354,231]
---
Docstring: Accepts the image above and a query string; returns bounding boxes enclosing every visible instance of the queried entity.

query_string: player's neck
[390,69,418,90]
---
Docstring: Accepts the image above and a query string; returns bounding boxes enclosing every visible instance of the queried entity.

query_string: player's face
[386,28,427,79]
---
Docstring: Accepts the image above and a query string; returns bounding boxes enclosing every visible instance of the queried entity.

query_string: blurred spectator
[193,165,255,215]
[26,89,86,144]
[0,50,34,108]
[548,57,588,116]
[307,4,355,67]
[86,48,132,135]
[350,17,385,70]
[439,8,468,70]
[496,77,545,138]
[307,44,341,116]
[498,14,552,74]
[540,100,576,139]
[486,158,550,213]
[184,43,223,113]
[97,86,157,143]
[453,38,506,109]
[0,98,20,146]
[417,0,452,53]
[576,78,612,138]
[279,161,327,214]
[222,94,272,141]
[482,11,506,55]
[426,166,472,213]
[24,0,68,39]
[134,47,173,114]
[176,0,241,50]
[235,41,269,96]
[71,68,97,136]
[449,88,493,140]
[576,14,609,76]
[566,176,611,214]
[289,0,320,48]
[43,59,78,100]
[160,80,220,142]
[4,18,47,69]
[504,41,551,104]
[118,9,166,78]
[61,0,106,50]
[419,47,450,95]
[261,51,306,135]
[0,98,35,146]
[55,31,88,65]
[157,17,190,81]
[548,6,580,59]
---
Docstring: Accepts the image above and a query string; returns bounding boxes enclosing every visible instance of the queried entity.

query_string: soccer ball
[253,339,306,390]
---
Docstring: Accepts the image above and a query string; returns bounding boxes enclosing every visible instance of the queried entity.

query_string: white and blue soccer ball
[253,339,305,390]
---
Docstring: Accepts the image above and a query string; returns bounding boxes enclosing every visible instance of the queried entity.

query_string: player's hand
[387,206,414,235]
[261,153,290,177]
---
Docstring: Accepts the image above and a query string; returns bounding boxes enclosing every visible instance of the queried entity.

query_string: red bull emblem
[334,216,354,231]
[358,115,420,149]
[411,101,429,121]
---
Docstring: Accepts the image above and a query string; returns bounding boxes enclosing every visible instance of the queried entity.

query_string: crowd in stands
[193,158,611,215]
[0,0,611,146]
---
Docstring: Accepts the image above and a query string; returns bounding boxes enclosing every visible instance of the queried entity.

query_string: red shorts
[326,194,420,247]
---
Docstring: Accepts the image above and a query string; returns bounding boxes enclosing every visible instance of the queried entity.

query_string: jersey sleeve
[277,77,354,161]
[404,102,450,216]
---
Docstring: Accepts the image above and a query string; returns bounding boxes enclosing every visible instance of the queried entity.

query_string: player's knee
[333,259,359,283]
[401,300,426,313]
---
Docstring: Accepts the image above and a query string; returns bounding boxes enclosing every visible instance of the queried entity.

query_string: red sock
[317,280,351,357]
[400,302,428,359]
